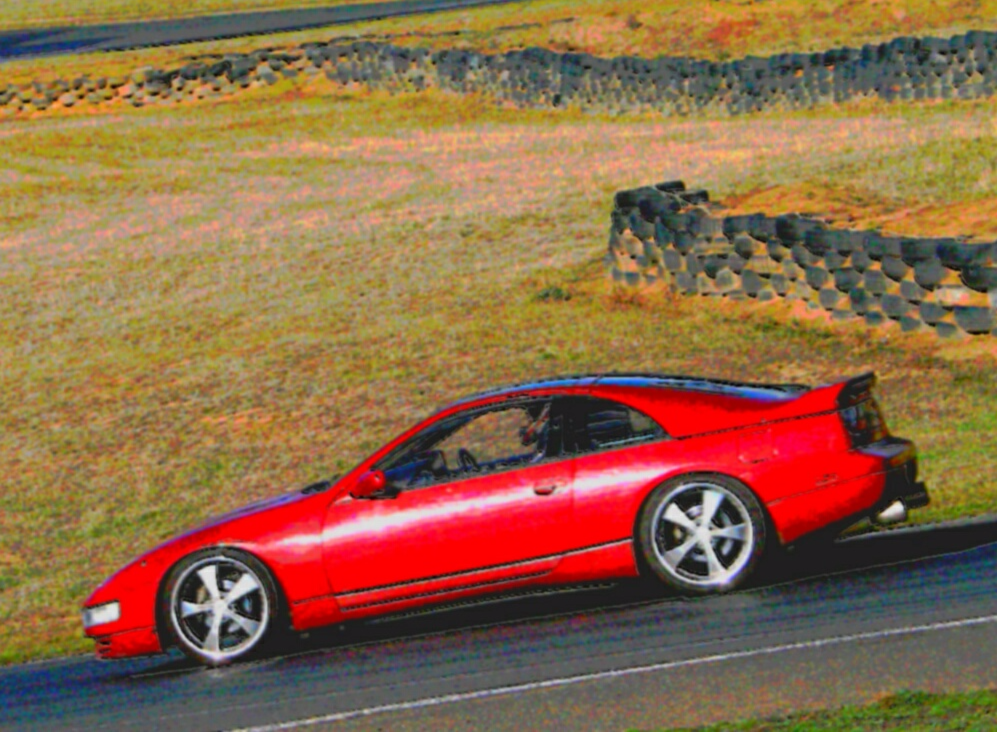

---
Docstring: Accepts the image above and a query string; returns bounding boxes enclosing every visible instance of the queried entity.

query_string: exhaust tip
[873,500,908,526]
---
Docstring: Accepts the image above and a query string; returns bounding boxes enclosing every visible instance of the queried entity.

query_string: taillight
[840,397,888,447]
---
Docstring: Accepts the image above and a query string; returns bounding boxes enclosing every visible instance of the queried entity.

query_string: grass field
[2,2,997,668]
[699,689,997,730]
[3,77,997,664]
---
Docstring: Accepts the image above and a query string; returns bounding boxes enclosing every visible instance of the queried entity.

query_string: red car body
[82,372,928,662]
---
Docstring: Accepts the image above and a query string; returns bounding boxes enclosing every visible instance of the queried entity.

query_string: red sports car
[82,372,928,666]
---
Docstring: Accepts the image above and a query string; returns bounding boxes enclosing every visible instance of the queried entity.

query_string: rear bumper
[772,437,930,544]
[89,626,162,660]
[862,437,930,511]
[882,477,930,509]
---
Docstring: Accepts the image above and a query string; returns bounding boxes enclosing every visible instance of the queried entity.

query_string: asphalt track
[0,0,518,61]
[2,516,997,730]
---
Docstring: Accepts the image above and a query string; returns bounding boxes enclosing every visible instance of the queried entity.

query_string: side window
[436,408,531,464]
[374,399,562,489]
[562,396,665,455]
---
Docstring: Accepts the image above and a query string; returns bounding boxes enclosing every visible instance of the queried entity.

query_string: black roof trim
[592,372,811,397]
[440,372,809,413]
[437,374,600,413]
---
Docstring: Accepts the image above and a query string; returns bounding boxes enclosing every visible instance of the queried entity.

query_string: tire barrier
[607,181,997,339]
[5,28,997,117]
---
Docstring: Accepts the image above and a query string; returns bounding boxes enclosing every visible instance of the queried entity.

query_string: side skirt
[289,539,638,629]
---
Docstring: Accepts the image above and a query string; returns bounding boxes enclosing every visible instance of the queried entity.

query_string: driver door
[322,397,573,601]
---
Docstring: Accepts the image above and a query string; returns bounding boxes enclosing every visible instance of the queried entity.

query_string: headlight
[82,601,120,628]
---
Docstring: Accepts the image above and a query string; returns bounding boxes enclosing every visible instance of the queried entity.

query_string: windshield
[375,413,474,473]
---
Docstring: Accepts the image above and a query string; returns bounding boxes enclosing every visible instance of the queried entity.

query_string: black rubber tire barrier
[881,255,910,281]
[819,288,842,310]
[662,211,690,232]
[805,265,830,290]
[881,294,911,319]
[728,254,747,275]
[850,250,873,272]
[656,180,686,193]
[900,280,928,302]
[675,272,697,293]
[791,244,816,267]
[936,322,963,339]
[848,288,873,314]
[781,260,801,281]
[629,213,656,241]
[833,268,862,292]
[616,187,667,212]
[663,249,684,272]
[687,208,718,238]
[610,178,997,341]
[714,268,737,292]
[824,251,847,271]
[862,234,887,260]
[766,240,788,262]
[770,274,789,296]
[750,215,778,242]
[806,226,834,253]
[960,265,997,292]
[919,301,947,325]
[740,270,763,296]
[654,221,674,248]
[936,241,989,269]
[900,237,938,266]
[722,216,751,238]
[830,309,857,322]
[680,189,710,205]
[702,255,727,279]
[685,254,703,276]
[674,232,695,254]
[776,216,811,246]
[913,258,947,289]
[953,306,995,333]
[733,234,755,259]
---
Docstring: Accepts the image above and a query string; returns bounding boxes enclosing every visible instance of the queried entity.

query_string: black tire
[637,474,767,595]
[160,548,281,667]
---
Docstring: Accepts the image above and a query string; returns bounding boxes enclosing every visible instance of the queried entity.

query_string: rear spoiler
[775,372,877,418]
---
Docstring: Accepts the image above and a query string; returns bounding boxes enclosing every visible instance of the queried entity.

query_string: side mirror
[350,470,398,500]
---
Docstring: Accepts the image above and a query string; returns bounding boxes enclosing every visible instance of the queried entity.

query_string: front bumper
[89,626,163,660]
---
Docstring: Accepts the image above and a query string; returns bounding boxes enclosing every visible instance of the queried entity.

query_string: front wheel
[637,475,766,594]
[162,549,279,666]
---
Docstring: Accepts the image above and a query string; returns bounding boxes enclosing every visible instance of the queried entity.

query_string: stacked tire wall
[607,181,997,339]
[5,29,997,116]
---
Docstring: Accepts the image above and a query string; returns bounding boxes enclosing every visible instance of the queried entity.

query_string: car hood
[187,473,342,533]
[192,490,306,531]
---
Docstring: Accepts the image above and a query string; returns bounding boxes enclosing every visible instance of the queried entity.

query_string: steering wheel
[457,448,479,472]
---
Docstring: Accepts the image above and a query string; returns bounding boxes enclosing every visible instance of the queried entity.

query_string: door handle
[533,484,560,496]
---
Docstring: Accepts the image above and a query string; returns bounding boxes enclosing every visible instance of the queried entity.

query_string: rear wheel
[163,549,278,666]
[637,475,766,594]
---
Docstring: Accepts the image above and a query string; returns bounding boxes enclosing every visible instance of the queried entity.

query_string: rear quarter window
[565,397,665,454]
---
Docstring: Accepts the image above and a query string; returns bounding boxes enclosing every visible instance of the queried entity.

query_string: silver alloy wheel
[169,555,270,665]
[649,482,755,589]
